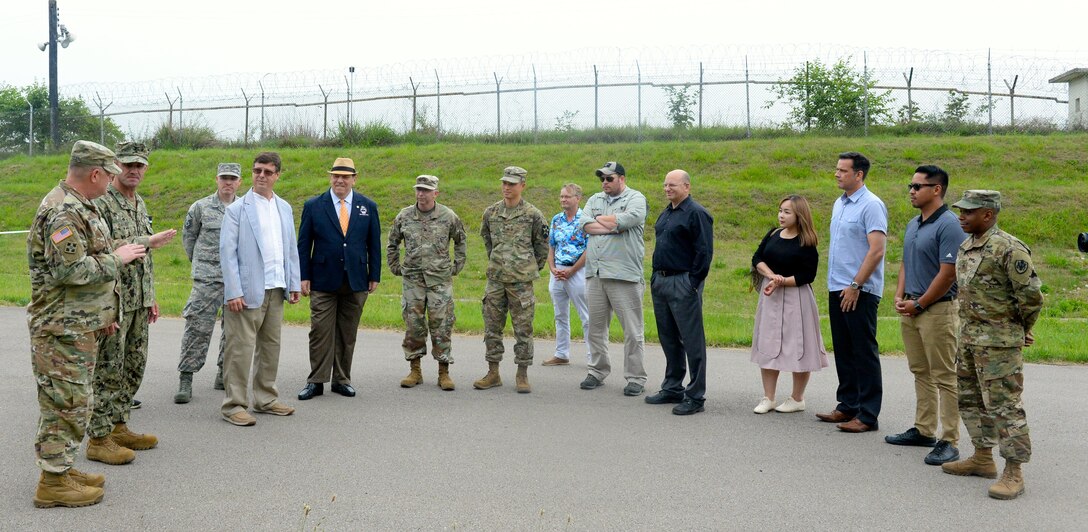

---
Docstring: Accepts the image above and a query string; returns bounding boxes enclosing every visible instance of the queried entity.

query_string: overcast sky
[2,0,1084,89]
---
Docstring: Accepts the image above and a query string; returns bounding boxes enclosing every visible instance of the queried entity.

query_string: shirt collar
[841,184,869,204]
[918,204,949,226]
[330,189,353,205]
[667,196,692,211]
[964,225,999,250]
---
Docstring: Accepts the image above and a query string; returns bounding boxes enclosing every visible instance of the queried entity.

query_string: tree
[0,83,123,155]
[769,58,893,130]
[662,85,697,129]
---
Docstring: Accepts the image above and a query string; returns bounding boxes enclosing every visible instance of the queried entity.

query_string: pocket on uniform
[31,333,94,384]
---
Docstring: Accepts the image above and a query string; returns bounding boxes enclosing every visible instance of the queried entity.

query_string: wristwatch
[849,281,860,290]
[913,301,926,314]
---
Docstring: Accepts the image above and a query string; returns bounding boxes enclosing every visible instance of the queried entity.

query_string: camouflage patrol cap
[501,166,527,184]
[414,175,439,190]
[952,190,1002,211]
[115,141,150,165]
[70,140,122,175]
[217,163,242,178]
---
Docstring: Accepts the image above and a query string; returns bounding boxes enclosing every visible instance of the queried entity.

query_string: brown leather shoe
[837,418,875,433]
[542,356,569,366]
[815,410,852,423]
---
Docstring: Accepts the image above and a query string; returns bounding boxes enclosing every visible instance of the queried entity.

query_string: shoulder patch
[51,226,74,244]
[1014,259,1029,275]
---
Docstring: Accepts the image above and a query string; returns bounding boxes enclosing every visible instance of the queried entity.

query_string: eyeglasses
[252,168,278,176]
[598,175,616,183]
[907,183,939,191]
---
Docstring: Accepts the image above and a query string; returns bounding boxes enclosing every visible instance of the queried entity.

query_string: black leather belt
[655,270,686,277]
[557,262,574,267]
[906,294,954,304]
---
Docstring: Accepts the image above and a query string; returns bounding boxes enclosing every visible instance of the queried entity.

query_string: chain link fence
[2,45,1084,155]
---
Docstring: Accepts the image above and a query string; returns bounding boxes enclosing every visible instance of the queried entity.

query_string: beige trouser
[586,277,646,385]
[899,300,960,443]
[222,288,285,416]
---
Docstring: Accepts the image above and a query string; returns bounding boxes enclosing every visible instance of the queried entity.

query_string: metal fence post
[241,89,251,147]
[318,85,330,139]
[863,52,869,136]
[698,61,704,129]
[593,65,599,130]
[745,55,751,139]
[493,73,501,136]
[93,92,111,144]
[25,96,34,156]
[903,67,914,123]
[164,92,176,130]
[434,69,441,139]
[987,49,993,135]
[636,61,642,142]
[258,80,266,139]
[409,76,419,133]
[1005,75,1018,128]
[177,88,184,129]
[532,64,538,142]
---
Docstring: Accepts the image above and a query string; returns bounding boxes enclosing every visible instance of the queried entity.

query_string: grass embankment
[1,135,1085,362]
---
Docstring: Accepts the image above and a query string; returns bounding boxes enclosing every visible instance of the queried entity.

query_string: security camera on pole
[38,0,75,149]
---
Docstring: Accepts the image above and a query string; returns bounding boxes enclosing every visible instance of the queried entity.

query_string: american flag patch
[50,226,73,243]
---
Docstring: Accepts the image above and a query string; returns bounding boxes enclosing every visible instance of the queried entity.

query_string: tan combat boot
[988,461,1025,500]
[86,436,135,465]
[941,446,997,478]
[33,471,104,508]
[473,362,502,390]
[400,358,423,388]
[515,365,531,394]
[110,423,158,450]
[437,362,455,391]
[67,467,105,488]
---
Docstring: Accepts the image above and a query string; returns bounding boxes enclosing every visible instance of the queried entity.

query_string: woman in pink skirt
[750,195,829,414]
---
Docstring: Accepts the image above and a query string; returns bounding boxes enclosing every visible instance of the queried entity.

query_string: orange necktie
[339,199,349,235]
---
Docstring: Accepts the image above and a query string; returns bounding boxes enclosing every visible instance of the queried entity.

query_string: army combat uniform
[29,181,122,475]
[956,224,1042,463]
[480,196,550,367]
[387,201,467,363]
[178,192,233,374]
[88,182,154,440]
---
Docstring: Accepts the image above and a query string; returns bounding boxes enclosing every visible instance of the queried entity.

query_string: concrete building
[1049,68,1088,128]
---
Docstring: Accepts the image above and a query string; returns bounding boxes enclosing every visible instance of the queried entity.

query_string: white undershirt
[253,193,286,289]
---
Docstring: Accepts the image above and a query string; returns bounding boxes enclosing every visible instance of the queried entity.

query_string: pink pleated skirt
[750,279,829,372]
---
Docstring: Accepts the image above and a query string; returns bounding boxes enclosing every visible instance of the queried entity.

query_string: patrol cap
[595,161,625,177]
[952,190,1002,211]
[329,157,357,176]
[217,162,241,178]
[70,140,122,175]
[500,166,527,184]
[414,175,439,190]
[115,141,150,165]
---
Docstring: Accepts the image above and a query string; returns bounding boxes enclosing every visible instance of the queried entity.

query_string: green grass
[2,134,1086,363]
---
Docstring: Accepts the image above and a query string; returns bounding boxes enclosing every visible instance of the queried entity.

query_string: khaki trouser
[899,300,960,443]
[586,277,646,385]
[307,280,368,385]
[221,289,285,416]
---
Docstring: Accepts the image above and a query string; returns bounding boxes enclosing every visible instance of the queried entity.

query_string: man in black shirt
[645,169,714,415]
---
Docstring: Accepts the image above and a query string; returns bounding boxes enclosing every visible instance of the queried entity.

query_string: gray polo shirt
[578,186,648,283]
[902,204,967,298]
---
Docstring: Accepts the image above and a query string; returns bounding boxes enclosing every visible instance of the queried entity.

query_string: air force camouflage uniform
[953,191,1042,465]
[178,184,236,374]
[88,144,156,439]
[387,176,467,363]
[27,142,122,474]
[480,168,550,366]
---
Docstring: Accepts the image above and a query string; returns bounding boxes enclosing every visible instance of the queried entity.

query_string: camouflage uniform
[480,199,550,366]
[88,183,154,439]
[956,224,1043,464]
[178,192,233,373]
[387,202,467,362]
[28,177,122,473]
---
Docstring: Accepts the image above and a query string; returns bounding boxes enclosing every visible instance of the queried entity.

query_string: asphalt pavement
[1,306,1085,530]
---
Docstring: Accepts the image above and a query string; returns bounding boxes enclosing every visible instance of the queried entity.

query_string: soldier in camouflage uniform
[173,163,241,403]
[474,166,550,394]
[942,190,1043,501]
[387,175,467,391]
[87,142,177,466]
[28,141,147,508]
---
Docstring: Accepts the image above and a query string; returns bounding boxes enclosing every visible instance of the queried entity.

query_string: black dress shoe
[884,427,937,446]
[331,383,356,397]
[924,440,960,465]
[298,382,324,400]
[645,390,684,404]
[672,398,705,415]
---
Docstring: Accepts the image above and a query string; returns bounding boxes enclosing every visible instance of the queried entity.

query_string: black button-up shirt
[652,196,714,285]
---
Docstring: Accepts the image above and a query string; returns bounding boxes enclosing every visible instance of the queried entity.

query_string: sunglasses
[907,183,938,191]
[598,175,616,183]
[253,168,278,176]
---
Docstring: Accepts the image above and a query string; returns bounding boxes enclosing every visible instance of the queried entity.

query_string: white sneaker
[753,397,776,414]
[774,398,806,413]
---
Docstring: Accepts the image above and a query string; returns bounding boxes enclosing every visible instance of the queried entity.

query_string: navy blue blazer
[298,190,381,293]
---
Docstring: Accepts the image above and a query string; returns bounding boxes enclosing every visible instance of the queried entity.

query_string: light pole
[38,0,74,148]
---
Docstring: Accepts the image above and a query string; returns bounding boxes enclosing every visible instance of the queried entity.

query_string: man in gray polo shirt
[577,162,649,396]
[816,151,888,433]
[887,165,967,464]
